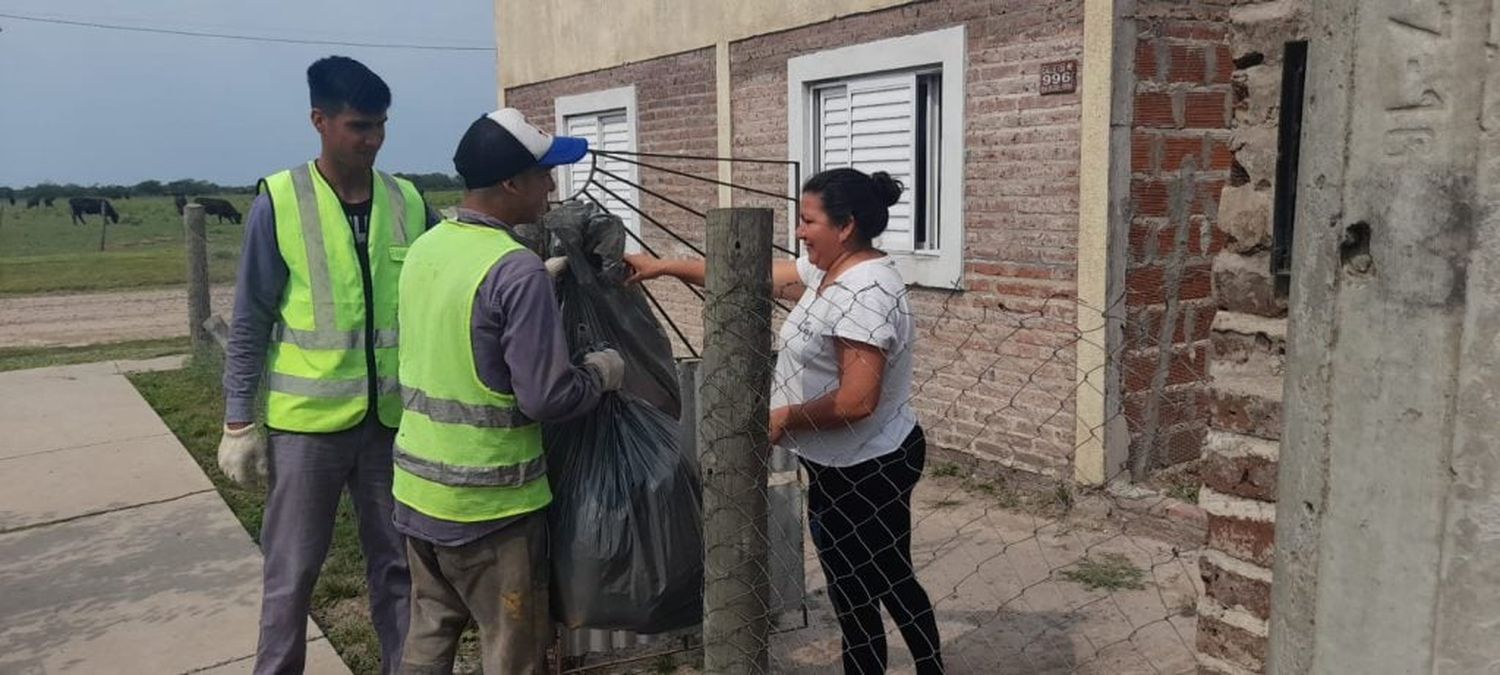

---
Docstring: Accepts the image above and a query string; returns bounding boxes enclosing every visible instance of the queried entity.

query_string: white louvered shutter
[814,72,916,251]
[563,111,637,239]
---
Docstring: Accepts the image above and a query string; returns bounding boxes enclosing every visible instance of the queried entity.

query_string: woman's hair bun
[869,171,905,208]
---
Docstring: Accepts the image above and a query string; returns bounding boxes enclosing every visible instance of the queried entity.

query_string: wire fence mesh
[553,150,1211,675]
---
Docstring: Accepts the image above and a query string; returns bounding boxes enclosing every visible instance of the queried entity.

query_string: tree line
[0,173,462,202]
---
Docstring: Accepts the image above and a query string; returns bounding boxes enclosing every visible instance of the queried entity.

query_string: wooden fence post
[184,203,211,355]
[698,207,775,674]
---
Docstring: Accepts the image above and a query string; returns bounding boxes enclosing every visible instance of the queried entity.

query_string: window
[555,87,639,248]
[789,27,966,288]
[811,71,942,253]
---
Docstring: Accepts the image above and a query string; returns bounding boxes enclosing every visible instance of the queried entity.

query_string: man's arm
[223,194,287,427]
[474,254,603,423]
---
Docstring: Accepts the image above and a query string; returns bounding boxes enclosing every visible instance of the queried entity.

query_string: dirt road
[0,286,236,348]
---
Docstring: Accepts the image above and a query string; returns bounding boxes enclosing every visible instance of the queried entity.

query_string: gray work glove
[217,423,268,487]
[583,349,625,392]
[544,256,569,279]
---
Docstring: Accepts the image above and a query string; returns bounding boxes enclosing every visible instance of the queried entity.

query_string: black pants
[803,425,944,675]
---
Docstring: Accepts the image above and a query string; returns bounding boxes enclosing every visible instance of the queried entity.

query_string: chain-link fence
[551,150,1209,675]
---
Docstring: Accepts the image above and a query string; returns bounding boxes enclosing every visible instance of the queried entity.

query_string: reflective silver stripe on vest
[268,373,401,399]
[379,172,410,246]
[402,386,531,428]
[289,164,337,335]
[269,325,400,350]
[394,443,548,488]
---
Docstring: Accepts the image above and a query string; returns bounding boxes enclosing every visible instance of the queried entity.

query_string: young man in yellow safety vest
[217,56,431,675]
[391,109,623,674]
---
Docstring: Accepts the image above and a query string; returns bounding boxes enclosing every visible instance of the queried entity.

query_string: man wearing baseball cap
[391,109,624,674]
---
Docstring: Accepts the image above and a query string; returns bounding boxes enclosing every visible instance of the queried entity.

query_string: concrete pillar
[1270,0,1500,672]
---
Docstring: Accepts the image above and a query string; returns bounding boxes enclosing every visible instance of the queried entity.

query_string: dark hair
[802,168,904,242]
[307,56,391,115]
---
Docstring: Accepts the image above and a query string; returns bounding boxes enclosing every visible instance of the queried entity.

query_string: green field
[0,190,463,296]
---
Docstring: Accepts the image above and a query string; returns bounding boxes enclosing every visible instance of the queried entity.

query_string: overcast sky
[0,1,497,187]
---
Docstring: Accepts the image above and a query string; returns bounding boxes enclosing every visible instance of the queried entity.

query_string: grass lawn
[0,190,462,296]
[0,337,191,372]
[0,195,246,296]
[129,358,387,673]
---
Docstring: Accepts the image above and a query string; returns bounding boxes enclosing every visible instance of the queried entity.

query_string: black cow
[194,197,242,224]
[69,197,120,225]
[173,194,188,216]
[44,197,55,207]
[25,196,40,208]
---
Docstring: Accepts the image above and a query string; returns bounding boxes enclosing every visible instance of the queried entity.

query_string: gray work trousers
[398,511,550,675]
[255,416,411,675]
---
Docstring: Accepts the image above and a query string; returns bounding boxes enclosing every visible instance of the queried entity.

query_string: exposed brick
[1133,180,1170,217]
[1210,386,1283,441]
[1163,135,1204,171]
[1212,44,1235,84]
[1182,262,1214,300]
[1197,613,1268,672]
[1184,90,1231,128]
[1168,45,1208,84]
[1208,138,1233,170]
[1127,265,1167,305]
[1207,513,1276,568]
[1133,131,1158,173]
[1126,386,1210,429]
[1203,453,1278,502]
[1136,91,1177,128]
[1124,343,1210,390]
[1137,40,1159,80]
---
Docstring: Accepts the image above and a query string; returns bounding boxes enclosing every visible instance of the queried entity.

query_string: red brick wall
[731,0,1087,474]
[1124,2,1233,473]
[506,48,719,355]
[507,1,1090,476]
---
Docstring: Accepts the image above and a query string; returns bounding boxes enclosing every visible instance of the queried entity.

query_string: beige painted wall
[496,0,914,88]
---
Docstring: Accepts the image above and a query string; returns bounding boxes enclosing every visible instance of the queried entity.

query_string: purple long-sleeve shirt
[224,201,602,429]
[222,192,603,545]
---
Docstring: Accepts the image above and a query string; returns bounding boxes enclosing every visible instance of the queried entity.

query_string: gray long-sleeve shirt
[222,190,440,425]
[393,208,605,545]
[225,199,604,428]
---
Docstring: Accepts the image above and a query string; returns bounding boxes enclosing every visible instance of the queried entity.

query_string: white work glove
[544,256,569,279]
[218,423,268,487]
[583,349,625,392]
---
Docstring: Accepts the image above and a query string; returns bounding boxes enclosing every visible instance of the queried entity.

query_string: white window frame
[555,86,640,251]
[788,26,966,289]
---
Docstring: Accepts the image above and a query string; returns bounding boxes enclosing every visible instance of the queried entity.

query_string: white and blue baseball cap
[453,108,589,189]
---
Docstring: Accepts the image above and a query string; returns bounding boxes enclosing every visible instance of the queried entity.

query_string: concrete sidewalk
[0,359,348,674]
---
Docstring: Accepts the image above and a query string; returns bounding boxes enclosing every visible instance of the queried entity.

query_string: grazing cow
[44,197,55,207]
[25,196,40,208]
[69,197,120,225]
[194,197,243,224]
[174,194,188,215]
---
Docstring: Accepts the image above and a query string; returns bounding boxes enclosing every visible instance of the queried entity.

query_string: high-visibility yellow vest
[260,161,425,433]
[392,219,550,522]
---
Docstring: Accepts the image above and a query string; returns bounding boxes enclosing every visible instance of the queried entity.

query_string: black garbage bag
[540,201,703,633]
[542,201,680,418]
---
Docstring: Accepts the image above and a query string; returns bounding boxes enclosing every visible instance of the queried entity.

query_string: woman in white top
[625,168,943,674]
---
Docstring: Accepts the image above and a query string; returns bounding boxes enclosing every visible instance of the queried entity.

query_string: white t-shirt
[771,255,917,467]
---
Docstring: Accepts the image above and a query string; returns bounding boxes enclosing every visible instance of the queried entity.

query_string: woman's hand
[769,406,792,446]
[623,253,667,284]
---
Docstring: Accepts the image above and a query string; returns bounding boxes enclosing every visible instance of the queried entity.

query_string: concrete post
[699,207,774,674]
[1270,0,1500,672]
[183,204,211,355]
